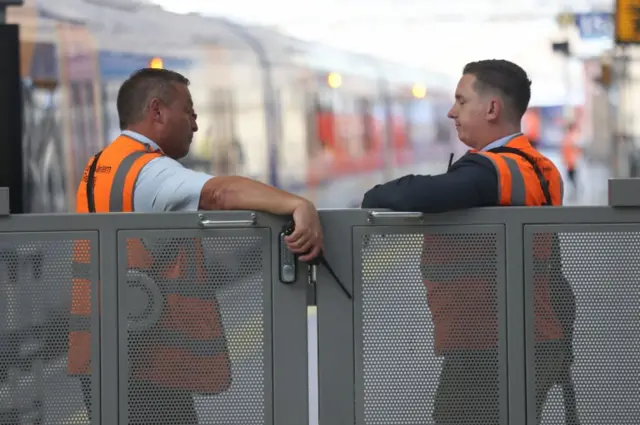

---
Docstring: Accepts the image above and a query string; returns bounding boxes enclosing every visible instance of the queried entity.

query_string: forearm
[199,176,306,214]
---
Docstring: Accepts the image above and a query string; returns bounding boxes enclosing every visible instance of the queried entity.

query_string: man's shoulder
[139,155,184,174]
[451,152,498,172]
[133,156,214,212]
[514,148,563,177]
[533,151,562,171]
[136,155,214,186]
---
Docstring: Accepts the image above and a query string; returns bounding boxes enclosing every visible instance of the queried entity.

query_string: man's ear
[485,98,501,121]
[149,98,163,123]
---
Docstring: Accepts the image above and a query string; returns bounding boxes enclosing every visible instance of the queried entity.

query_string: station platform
[538,148,610,207]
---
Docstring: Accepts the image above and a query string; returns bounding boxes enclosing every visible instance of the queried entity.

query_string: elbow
[199,176,245,210]
[388,197,420,212]
[362,194,415,212]
[360,192,374,209]
[361,189,383,209]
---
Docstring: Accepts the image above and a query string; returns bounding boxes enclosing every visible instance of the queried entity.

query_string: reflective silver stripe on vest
[109,150,153,212]
[479,155,502,204]
[159,333,228,357]
[71,261,93,331]
[72,262,92,279]
[559,176,564,205]
[69,315,91,332]
[502,156,526,205]
[481,154,527,205]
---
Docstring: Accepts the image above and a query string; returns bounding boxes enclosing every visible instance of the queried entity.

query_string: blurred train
[9,0,463,213]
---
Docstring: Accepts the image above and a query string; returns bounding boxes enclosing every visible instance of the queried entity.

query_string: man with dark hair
[361,59,556,212]
[462,59,531,121]
[361,60,577,424]
[69,68,324,424]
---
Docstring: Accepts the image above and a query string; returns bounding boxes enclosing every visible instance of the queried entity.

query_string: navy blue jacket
[361,153,499,213]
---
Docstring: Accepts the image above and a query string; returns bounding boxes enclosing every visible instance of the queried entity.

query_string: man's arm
[361,154,499,213]
[199,175,305,213]
[134,157,322,260]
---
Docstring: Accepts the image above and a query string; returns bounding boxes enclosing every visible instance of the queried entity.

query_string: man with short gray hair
[70,67,324,424]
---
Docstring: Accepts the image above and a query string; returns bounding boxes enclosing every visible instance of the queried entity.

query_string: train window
[310,88,344,154]
[305,92,322,157]
[402,99,414,147]
[68,81,100,183]
[389,100,407,149]
[405,98,437,146]
[334,93,360,156]
[315,87,334,113]
[211,89,238,175]
[433,101,454,144]
[405,97,442,147]
[22,83,68,213]
[358,97,374,153]
[102,81,123,142]
[191,88,240,176]
[308,88,375,159]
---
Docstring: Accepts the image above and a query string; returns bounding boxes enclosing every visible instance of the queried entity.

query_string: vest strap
[86,151,103,213]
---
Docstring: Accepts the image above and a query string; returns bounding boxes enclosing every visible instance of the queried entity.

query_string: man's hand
[285,200,324,262]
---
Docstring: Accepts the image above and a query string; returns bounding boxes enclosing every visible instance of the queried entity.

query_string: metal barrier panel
[0,211,308,425]
[524,222,640,425]
[118,228,272,424]
[318,207,640,425]
[317,210,510,425]
[0,227,101,424]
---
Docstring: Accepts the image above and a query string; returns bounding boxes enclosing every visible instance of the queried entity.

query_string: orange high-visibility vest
[422,135,565,354]
[68,135,232,395]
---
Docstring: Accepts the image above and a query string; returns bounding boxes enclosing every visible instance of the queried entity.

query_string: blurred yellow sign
[616,0,640,44]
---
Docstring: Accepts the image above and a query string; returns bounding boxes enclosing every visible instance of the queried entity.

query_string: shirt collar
[121,130,163,152]
[481,133,522,152]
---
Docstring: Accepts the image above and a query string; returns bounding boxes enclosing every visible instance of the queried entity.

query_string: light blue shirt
[481,133,522,152]
[122,130,213,212]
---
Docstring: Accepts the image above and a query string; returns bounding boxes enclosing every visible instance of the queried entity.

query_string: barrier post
[608,178,640,207]
[505,215,528,425]
[0,2,24,213]
[0,187,10,216]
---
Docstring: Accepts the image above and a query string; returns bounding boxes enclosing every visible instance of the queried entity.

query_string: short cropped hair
[116,68,190,129]
[463,59,531,121]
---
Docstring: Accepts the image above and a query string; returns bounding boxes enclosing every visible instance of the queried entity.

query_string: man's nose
[447,107,456,119]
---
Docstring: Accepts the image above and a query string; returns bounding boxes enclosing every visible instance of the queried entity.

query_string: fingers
[285,201,324,261]
[287,239,314,254]
[286,229,316,251]
[285,226,307,245]
[298,244,322,262]
[285,228,323,261]
[286,232,322,253]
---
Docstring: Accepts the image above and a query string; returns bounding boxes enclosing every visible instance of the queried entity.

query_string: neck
[124,124,167,152]
[125,124,155,141]
[476,124,522,150]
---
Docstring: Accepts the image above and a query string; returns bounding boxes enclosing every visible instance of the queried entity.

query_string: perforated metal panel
[0,235,97,425]
[527,229,640,425]
[356,228,505,425]
[121,230,269,425]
